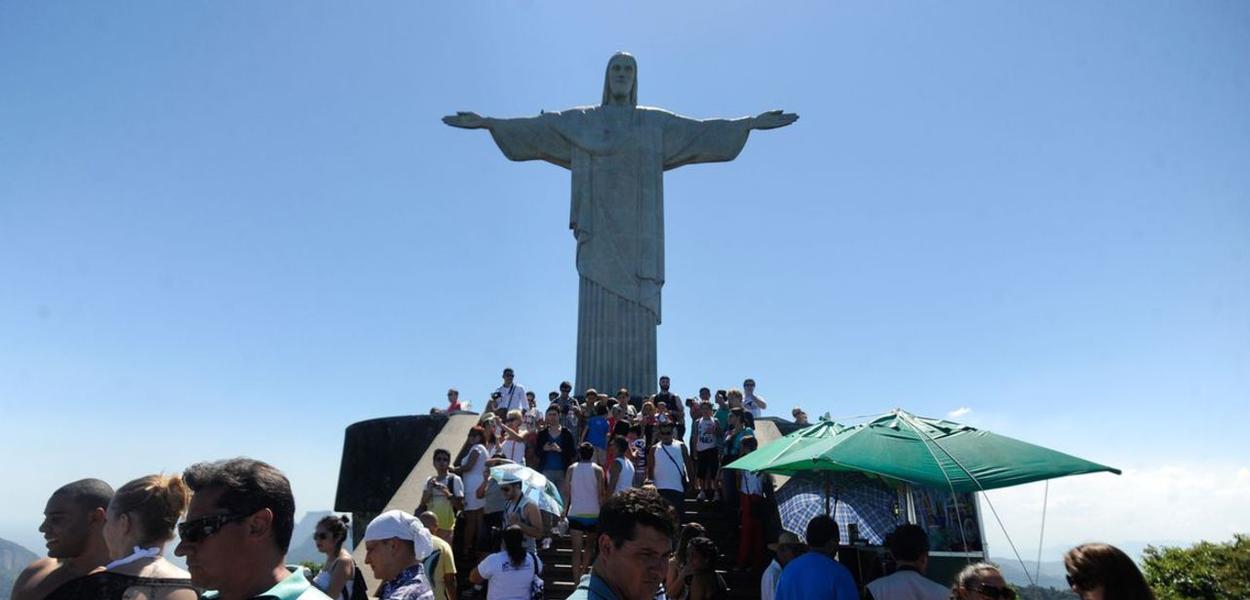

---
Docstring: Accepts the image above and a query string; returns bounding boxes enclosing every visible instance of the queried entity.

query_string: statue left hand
[752,110,799,130]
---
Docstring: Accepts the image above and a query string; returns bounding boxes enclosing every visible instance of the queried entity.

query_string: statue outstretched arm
[750,110,799,130]
[442,111,495,130]
[443,110,573,167]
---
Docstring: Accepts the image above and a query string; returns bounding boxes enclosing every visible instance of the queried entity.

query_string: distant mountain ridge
[991,556,1069,591]
[1,537,40,600]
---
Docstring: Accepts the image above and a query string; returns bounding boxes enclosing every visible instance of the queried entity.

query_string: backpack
[421,548,442,587]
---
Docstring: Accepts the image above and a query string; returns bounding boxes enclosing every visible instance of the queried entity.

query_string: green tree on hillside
[1142,534,1249,600]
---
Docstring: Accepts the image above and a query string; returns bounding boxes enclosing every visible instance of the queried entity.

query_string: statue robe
[487,105,752,396]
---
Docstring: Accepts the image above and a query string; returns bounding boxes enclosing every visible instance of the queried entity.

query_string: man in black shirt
[653,376,678,411]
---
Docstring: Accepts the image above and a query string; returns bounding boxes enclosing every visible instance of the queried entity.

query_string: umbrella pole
[824,472,831,515]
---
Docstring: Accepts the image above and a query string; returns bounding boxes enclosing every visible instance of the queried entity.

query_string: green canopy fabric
[730,418,844,469]
[726,409,1120,493]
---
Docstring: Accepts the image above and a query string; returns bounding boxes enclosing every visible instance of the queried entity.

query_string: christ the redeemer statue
[444,52,797,398]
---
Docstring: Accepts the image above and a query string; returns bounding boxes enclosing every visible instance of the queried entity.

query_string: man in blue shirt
[775,516,859,600]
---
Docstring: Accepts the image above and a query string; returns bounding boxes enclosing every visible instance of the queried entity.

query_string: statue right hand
[442,111,488,129]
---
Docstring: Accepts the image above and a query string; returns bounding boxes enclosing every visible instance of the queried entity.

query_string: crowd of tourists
[10,459,1156,600]
[432,369,795,578]
[10,368,1154,600]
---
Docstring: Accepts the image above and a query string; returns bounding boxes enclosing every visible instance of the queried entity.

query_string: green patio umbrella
[727,409,1120,586]
[726,409,1120,493]
[729,418,845,471]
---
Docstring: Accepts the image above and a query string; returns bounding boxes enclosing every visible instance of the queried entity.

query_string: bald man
[11,479,114,600]
[417,512,457,600]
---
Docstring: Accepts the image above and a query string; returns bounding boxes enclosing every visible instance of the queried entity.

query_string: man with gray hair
[865,524,948,600]
[761,532,807,600]
[11,479,114,600]
[174,457,330,600]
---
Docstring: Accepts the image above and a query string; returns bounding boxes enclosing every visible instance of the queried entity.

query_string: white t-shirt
[695,417,719,452]
[865,569,950,600]
[495,383,528,411]
[760,559,783,600]
[475,550,541,600]
[743,393,765,418]
[740,470,764,496]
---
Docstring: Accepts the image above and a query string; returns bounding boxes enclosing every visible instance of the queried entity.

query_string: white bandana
[363,510,433,559]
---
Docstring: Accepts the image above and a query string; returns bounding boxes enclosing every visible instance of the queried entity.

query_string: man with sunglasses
[494,367,527,412]
[500,472,543,554]
[645,422,693,522]
[443,389,462,413]
[175,458,332,600]
[416,449,463,542]
[865,524,948,600]
[742,378,768,418]
[554,381,582,441]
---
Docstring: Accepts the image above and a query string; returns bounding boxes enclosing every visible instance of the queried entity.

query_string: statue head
[601,51,637,107]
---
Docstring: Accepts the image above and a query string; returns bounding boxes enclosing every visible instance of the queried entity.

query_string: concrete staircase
[339,414,794,600]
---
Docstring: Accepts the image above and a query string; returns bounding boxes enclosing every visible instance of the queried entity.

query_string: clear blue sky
[2,0,1247,569]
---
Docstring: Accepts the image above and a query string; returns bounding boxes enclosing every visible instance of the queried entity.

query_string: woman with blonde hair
[99,474,197,600]
[498,409,528,465]
[951,563,1015,600]
[641,400,658,446]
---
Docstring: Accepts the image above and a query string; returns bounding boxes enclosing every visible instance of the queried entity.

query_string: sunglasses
[1065,575,1093,592]
[970,585,1016,600]
[177,512,250,543]
[314,531,332,541]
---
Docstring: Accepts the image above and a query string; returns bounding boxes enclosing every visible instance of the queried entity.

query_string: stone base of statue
[575,277,658,398]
